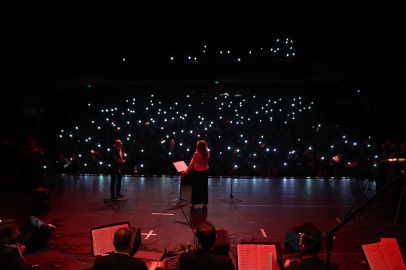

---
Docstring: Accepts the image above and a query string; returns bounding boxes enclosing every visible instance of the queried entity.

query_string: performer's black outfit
[0,245,40,270]
[20,145,43,198]
[109,147,125,200]
[179,249,235,270]
[92,253,147,270]
[191,170,209,204]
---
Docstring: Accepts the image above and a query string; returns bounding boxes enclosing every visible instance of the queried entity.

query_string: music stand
[169,161,190,204]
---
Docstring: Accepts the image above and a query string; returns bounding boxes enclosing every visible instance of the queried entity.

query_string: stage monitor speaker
[130,226,141,256]
[18,216,52,250]
[213,228,230,257]
[285,221,321,252]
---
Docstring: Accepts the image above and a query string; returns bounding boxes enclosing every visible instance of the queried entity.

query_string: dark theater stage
[1,174,405,269]
[2,1,406,269]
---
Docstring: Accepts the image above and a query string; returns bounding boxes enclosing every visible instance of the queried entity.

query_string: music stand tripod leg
[394,173,406,224]
[104,198,128,207]
[169,177,190,204]
[220,178,242,201]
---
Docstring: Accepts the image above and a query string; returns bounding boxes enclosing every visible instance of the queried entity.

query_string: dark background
[1,1,406,147]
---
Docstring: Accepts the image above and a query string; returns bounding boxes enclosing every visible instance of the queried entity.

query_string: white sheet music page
[379,241,406,270]
[237,245,258,270]
[92,227,114,256]
[362,243,390,270]
[173,161,187,173]
[257,245,279,270]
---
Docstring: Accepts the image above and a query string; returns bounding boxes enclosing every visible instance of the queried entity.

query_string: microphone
[380,159,406,165]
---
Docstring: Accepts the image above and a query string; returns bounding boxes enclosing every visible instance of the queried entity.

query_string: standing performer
[110,140,125,200]
[181,140,209,209]
[20,136,44,199]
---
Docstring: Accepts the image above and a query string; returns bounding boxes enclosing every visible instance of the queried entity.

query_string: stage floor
[1,175,405,269]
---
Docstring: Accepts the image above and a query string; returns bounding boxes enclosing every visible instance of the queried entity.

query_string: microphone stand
[343,167,377,220]
[302,170,405,270]
[220,164,242,202]
[219,177,242,202]
[177,203,197,246]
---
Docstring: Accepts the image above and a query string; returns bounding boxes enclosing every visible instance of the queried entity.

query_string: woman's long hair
[196,140,209,158]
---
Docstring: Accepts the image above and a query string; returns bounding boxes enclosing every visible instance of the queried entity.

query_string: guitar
[12,243,27,264]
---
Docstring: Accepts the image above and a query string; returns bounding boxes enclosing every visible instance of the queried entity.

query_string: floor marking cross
[141,230,157,240]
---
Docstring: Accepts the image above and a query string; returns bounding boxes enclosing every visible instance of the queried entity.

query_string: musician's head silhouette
[0,219,19,245]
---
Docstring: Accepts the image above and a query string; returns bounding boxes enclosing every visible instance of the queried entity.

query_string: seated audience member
[317,165,328,177]
[246,162,256,176]
[256,163,266,176]
[93,228,147,270]
[308,163,317,177]
[285,228,339,270]
[0,219,40,269]
[294,163,304,177]
[389,142,406,158]
[267,164,277,177]
[179,222,235,270]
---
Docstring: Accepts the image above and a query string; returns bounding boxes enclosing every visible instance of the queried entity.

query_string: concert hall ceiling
[1,2,405,90]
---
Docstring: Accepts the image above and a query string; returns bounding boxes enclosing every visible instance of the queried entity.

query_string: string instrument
[12,243,27,264]
[182,243,198,252]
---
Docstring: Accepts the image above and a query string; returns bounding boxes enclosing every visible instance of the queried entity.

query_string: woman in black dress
[181,140,210,209]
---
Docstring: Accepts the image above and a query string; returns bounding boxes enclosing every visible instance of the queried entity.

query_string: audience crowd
[1,91,404,181]
[167,37,298,63]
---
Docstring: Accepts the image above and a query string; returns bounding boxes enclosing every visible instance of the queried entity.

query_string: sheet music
[92,227,114,256]
[380,238,397,244]
[237,245,258,270]
[362,243,390,270]
[257,245,279,270]
[109,224,129,240]
[379,241,406,270]
[173,161,187,173]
